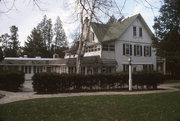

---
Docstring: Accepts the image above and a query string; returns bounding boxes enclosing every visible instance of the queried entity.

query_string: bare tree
[0,0,44,13]
[69,0,119,74]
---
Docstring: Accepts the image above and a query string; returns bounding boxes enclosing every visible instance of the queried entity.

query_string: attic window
[133,26,136,36]
[139,27,142,37]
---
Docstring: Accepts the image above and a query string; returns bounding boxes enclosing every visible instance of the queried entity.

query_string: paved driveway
[0,83,180,104]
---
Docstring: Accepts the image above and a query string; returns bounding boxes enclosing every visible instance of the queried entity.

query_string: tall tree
[53,16,68,57]
[153,0,180,74]
[0,33,10,51]
[23,28,46,57]
[54,16,67,47]
[37,15,53,51]
[1,25,20,57]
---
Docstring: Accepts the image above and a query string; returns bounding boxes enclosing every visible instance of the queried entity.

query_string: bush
[164,74,180,80]
[32,72,165,94]
[0,70,25,92]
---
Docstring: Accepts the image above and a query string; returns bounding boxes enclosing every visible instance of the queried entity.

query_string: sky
[0,0,162,46]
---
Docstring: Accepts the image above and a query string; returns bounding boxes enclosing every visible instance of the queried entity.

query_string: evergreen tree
[24,15,68,58]
[0,33,10,52]
[53,16,68,57]
[54,16,67,47]
[37,15,53,53]
[1,25,20,57]
[24,28,46,57]
[153,0,180,74]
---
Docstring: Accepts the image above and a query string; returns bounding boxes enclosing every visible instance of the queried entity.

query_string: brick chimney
[83,17,89,40]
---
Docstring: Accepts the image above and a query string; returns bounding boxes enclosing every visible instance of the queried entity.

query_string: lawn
[0,92,180,121]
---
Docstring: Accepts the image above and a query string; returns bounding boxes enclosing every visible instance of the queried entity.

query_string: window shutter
[134,45,136,56]
[140,45,142,56]
[150,46,151,56]
[144,46,146,56]
[130,44,132,56]
[123,44,125,55]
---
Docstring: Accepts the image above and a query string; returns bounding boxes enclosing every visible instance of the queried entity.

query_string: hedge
[164,74,180,80]
[0,70,25,92]
[32,72,164,94]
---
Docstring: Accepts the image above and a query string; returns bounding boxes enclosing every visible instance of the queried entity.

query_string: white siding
[115,17,156,72]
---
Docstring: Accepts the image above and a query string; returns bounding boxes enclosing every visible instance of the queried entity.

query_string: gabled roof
[91,13,153,42]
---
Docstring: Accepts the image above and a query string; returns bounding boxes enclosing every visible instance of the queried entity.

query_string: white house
[0,13,166,80]
[65,13,164,73]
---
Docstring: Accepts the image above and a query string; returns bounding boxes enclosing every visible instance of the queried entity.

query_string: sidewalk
[0,83,180,104]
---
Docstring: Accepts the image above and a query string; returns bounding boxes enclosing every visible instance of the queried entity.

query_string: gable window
[144,46,151,56]
[123,43,132,56]
[134,45,142,56]
[133,26,136,36]
[139,27,142,37]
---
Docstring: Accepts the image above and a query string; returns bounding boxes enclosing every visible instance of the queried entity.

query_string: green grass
[0,92,180,121]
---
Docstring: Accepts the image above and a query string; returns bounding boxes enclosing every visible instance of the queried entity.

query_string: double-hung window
[144,46,151,56]
[133,26,136,37]
[139,27,142,37]
[134,45,142,56]
[123,43,132,56]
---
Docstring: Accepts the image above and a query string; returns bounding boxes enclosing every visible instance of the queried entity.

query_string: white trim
[120,40,152,44]
[122,62,153,65]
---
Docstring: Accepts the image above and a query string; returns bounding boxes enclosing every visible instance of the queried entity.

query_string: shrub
[32,71,165,94]
[0,70,25,92]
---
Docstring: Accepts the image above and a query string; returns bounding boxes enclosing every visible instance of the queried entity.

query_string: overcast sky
[0,0,162,46]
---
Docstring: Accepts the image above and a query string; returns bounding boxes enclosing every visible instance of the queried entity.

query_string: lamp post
[128,57,132,91]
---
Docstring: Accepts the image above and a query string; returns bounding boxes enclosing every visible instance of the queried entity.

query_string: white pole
[128,57,132,91]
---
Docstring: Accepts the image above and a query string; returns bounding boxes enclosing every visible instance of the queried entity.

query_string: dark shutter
[130,44,132,56]
[150,46,151,56]
[123,44,125,55]
[140,45,142,56]
[144,46,146,56]
[134,45,136,56]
